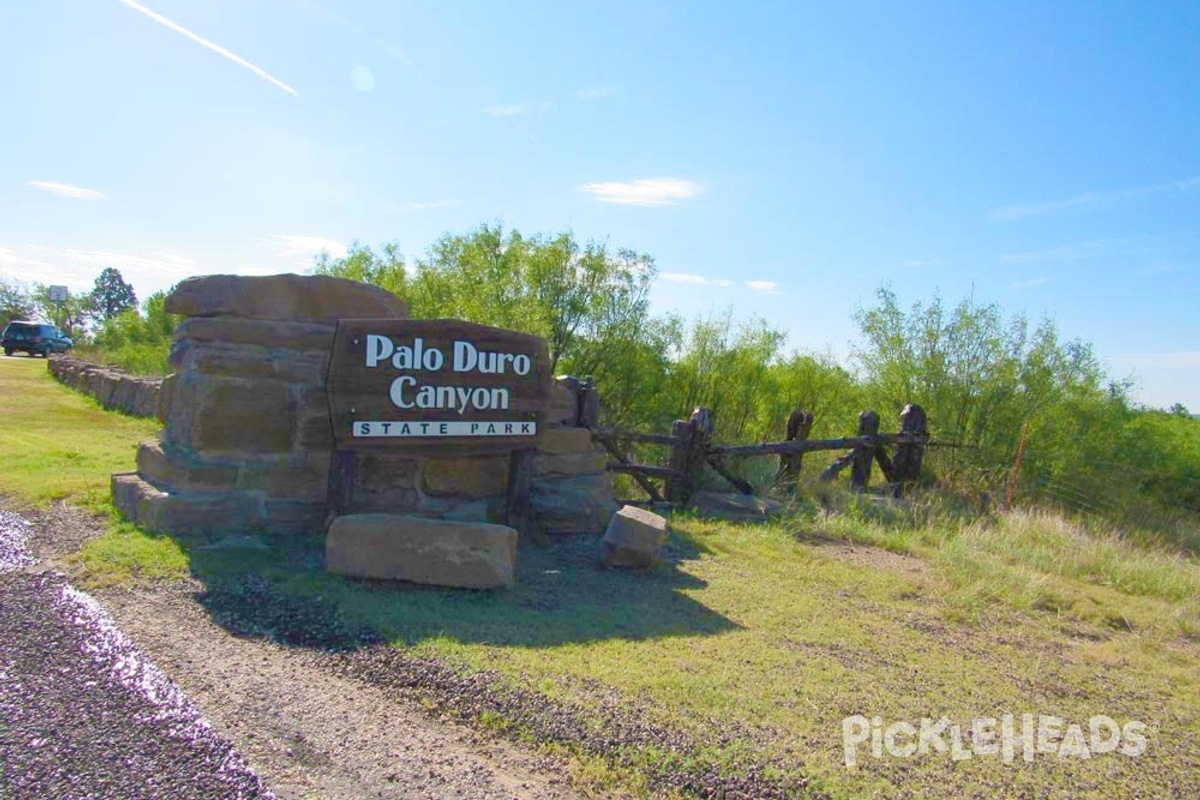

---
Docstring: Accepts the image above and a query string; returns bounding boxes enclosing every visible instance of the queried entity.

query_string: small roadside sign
[48,285,69,302]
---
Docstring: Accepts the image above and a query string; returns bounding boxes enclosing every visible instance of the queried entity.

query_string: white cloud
[264,234,347,262]
[658,272,740,288]
[1111,352,1200,370]
[575,86,616,101]
[1010,276,1049,289]
[26,180,105,200]
[0,247,53,269]
[4,242,202,298]
[27,244,197,275]
[991,176,1200,221]
[117,0,298,96]
[580,177,700,207]
[746,280,780,292]
[660,272,710,285]
[388,199,459,213]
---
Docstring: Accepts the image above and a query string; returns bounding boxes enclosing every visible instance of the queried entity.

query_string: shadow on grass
[163,525,738,652]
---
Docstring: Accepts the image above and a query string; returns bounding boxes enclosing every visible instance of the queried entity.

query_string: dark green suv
[1,321,73,357]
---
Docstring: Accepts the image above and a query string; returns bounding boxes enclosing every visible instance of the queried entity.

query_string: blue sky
[2,1,1198,409]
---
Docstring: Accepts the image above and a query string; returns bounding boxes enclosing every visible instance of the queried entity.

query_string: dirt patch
[98,584,590,800]
[811,539,932,580]
[21,499,106,569]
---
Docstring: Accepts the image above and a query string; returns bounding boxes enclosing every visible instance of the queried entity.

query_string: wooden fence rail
[589,402,934,507]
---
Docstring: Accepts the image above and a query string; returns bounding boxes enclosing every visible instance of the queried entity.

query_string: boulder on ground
[532,472,617,535]
[601,505,669,569]
[326,514,517,589]
[690,490,783,522]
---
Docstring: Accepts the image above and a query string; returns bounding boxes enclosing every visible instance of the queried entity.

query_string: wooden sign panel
[326,319,550,452]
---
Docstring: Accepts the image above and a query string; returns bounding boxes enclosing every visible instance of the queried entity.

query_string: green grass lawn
[0,356,159,509]
[5,353,1199,799]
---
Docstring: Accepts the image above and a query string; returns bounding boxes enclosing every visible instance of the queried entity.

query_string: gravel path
[0,571,274,800]
[99,585,585,800]
[0,504,597,800]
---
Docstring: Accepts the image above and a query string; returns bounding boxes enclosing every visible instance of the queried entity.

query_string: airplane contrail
[117,0,299,96]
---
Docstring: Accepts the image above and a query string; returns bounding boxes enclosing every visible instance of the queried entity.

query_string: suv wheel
[41,345,51,358]
[3,348,11,357]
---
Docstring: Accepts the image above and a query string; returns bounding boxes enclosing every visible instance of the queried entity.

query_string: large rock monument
[111,274,617,566]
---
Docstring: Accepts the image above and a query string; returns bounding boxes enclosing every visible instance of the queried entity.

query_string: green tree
[314,224,661,421]
[852,287,1132,501]
[0,277,34,328]
[89,290,179,375]
[666,311,787,442]
[90,267,138,322]
[314,242,408,298]
[31,284,91,340]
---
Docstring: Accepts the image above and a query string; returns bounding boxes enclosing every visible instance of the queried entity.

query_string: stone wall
[48,357,161,418]
[112,273,616,538]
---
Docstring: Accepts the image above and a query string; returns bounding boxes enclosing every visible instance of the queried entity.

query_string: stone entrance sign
[327,319,550,451]
[110,273,617,587]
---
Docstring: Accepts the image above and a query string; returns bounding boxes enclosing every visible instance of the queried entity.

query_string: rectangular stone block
[174,316,338,351]
[601,505,668,568]
[421,456,509,498]
[547,383,578,426]
[188,376,296,454]
[112,472,266,535]
[326,514,517,589]
[358,453,421,491]
[537,427,594,455]
[137,441,240,492]
[236,453,330,502]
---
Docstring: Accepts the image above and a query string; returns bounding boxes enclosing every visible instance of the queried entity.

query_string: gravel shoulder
[3,502,598,800]
[98,583,590,800]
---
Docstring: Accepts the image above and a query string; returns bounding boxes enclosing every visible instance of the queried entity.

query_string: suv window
[2,322,59,336]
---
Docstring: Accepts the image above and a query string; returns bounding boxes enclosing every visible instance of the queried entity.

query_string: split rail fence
[584,399,934,508]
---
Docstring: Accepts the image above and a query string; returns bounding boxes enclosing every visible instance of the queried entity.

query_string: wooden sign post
[325,319,551,536]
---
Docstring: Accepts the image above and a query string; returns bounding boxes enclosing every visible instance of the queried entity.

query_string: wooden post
[850,410,880,492]
[778,409,814,485]
[505,448,539,543]
[327,448,359,520]
[892,403,928,497]
[664,419,692,504]
[685,407,714,501]
[665,407,713,505]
